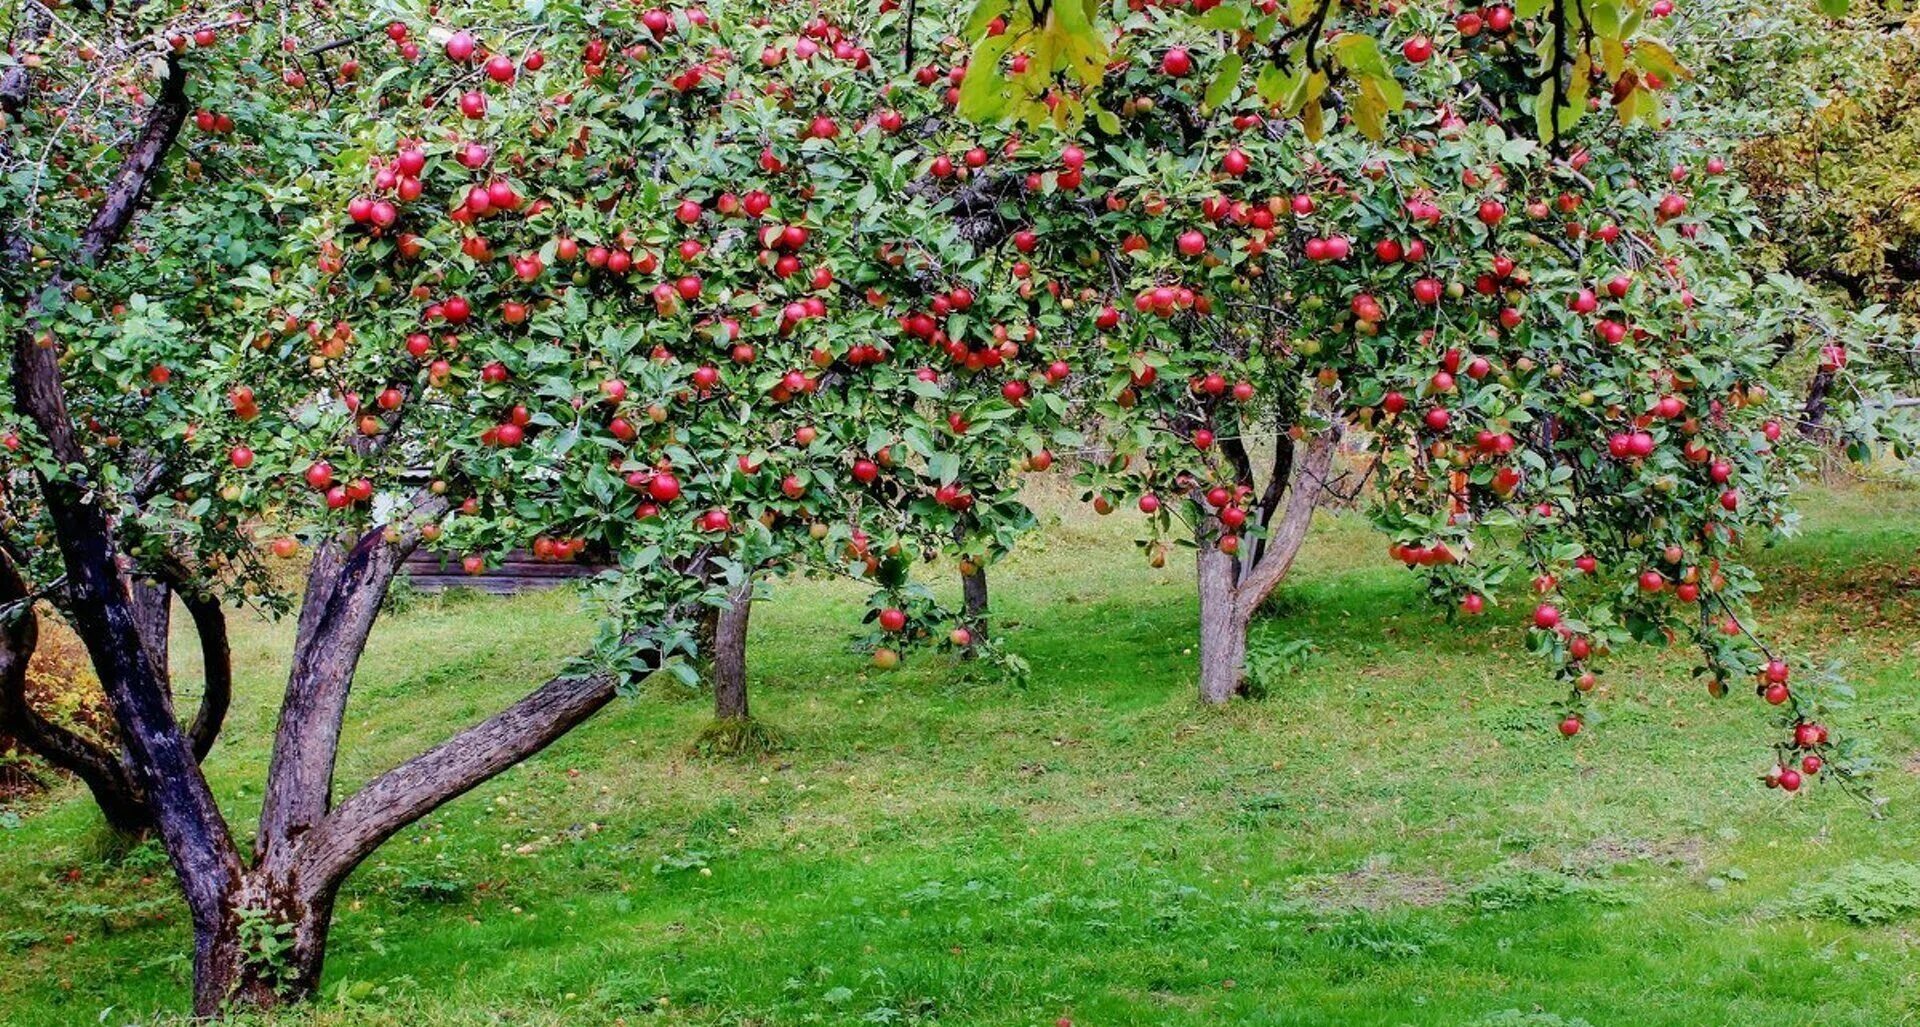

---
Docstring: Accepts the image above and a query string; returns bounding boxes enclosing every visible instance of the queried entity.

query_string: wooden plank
[401,547,613,594]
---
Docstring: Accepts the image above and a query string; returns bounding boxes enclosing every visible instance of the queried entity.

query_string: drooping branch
[176,586,232,763]
[0,550,147,830]
[295,633,669,890]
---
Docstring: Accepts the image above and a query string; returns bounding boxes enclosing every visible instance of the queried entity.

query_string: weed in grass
[1470,1011,1598,1027]
[1465,863,1625,913]
[1781,859,1920,925]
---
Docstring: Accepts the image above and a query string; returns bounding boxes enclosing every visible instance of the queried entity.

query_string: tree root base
[690,717,785,758]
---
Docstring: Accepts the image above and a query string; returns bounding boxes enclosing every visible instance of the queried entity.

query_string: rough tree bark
[1193,425,1340,703]
[710,582,752,722]
[257,526,431,867]
[1194,540,1251,704]
[1,37,232,835]
[8,48,254,1013]
[1800,367,1836,439]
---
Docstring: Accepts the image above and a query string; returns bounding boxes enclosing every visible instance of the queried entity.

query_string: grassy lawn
[3,481,1918,1026]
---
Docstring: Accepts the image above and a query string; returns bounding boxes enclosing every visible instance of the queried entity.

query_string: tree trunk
[961,562,989,647]
[129,579,173,689]
[191,869,337,1015]
[1190,422,1340,705]
[710,584,751,722]
[1195,541,1250,704]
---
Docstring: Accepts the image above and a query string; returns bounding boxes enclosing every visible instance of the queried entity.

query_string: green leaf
[957,33,1016,122]
[928,452,961,485]
[1816,0,1848,14]
[1256,62,1290,106]
[1204,52,1243,109]
[1196,3,1246,30]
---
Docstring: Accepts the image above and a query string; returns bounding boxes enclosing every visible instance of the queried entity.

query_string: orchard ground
[2,480,1918,1027]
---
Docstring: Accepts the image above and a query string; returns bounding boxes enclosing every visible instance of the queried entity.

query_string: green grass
[3,481,1920,1026]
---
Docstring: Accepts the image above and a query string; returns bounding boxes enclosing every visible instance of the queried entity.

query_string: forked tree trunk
[193,869,336,1012]
[1190,425,1340,705]
[711,584,752,722]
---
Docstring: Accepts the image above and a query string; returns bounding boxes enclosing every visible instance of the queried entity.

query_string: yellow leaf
[1601,37,1627,78]
[1051,94,1086,132]
[1301,96,1325,140]
[1291,0,1339,24]
[1634,37,1692,82]
[1050,0,1110,89]
[1354,89,1384,141]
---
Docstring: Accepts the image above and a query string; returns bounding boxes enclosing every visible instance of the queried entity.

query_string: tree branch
[1242,432,1296,581]
[257,496,447,863]
[7,38,241,917]
[295,633,669,890]
[0,549,143,826]
[1235,424,1339,608]
[176,586,232,763]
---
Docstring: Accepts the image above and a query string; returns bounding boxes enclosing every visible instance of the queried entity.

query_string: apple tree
[5,0,1057,1014]
[938,0,1868,789]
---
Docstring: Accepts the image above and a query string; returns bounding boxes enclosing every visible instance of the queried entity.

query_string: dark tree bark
[1800,367,1836,439]
[710,583,752,722]
[0,554,150,832]
[961,562,989,645]
[5,53,248,988]
[130,579,174,687]
[177,585,234,763]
